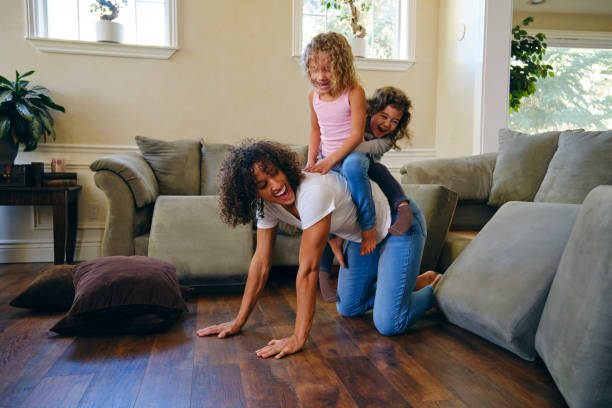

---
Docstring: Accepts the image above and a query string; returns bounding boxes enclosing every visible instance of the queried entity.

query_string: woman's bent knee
[374,316,403,336]
[336,300,365,317]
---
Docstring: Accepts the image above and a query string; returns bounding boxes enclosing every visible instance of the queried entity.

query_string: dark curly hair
[217,140,304,227]
[366,86,413,150]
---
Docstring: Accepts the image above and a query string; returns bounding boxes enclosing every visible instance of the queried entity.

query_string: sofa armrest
[400,153,497,202]
[90,153,159,208]
[93,170,137,256]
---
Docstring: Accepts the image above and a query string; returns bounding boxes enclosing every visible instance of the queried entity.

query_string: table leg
[66,199,78,263]
[52,192,68,265]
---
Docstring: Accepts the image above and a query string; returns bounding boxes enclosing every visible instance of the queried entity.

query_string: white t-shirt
[257,172,390,243]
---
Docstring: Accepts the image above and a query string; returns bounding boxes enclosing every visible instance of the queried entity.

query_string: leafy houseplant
[509,17,554,113]
[0,70,65,164]
[91,0,128,43]
[321,0,371,56]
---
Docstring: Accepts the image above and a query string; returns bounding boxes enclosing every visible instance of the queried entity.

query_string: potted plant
[91,0,127,43]
[0,70,65,165]
[322,0,370,57]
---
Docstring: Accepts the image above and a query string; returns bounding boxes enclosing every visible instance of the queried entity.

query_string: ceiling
[513,0,612,16]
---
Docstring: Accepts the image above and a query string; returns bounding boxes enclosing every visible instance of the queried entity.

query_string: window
[509,31,612,133]
[293,0,416,71]
[25,0,177,59]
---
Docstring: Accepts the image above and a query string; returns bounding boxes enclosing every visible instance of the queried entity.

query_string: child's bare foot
[318,270,338,302]
[414,270,437,291]
[360,227,377,255]
[388,201,413,236]
[429,273,442,289]
[328,235,346,268]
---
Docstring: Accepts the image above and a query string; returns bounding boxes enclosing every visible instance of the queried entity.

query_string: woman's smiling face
[369,105,403,138]
[253,162,295,206]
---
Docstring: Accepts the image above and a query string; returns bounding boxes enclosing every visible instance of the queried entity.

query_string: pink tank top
[313,89,355,158]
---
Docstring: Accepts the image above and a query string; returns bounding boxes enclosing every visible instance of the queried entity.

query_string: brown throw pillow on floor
[10,265,76,311]
[51,256,188,335]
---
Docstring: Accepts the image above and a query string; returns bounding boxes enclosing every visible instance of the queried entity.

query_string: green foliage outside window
[509,47,612,133]
[509,17,554,113]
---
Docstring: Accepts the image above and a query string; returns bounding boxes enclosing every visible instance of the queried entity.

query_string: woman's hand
[255,334,305,359]
[196,320,242,338]
[305,157,336,175]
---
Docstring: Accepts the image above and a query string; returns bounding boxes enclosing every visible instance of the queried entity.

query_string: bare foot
[414,270,437,291]
[429,274,442,289]
[360,227,377,255]
[328,235,346,268]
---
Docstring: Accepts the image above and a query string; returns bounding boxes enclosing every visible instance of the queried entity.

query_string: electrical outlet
[87,204,99,220]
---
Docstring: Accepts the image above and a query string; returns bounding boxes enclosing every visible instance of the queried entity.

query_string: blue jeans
[335,200,434,336]
[334,152,375,231]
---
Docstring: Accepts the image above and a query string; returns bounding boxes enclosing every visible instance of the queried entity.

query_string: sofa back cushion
[534,130,612,204]
[136,136,201,196]
[488,129,564,207]
[201,143,232,195]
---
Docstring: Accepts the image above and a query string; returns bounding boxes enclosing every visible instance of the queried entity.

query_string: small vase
[0,136,18,165]
[95,20,125,43]
[348,37,366,58]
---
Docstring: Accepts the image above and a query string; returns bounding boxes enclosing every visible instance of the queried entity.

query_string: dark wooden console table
[0,185,81,264]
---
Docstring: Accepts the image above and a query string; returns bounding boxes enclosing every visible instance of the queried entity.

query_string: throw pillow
[534,130,612,204]
[10,265,75,311]
[51,256,188,335]
[435,201,580,360]
[487,129,563,207]
[135,135,201,196]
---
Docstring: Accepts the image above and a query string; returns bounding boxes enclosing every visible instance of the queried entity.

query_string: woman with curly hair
[196,140,441,359]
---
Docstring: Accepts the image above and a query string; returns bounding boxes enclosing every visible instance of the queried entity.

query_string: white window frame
[526,29,612,50]
[292,0,416,71]
[24,0,178,60]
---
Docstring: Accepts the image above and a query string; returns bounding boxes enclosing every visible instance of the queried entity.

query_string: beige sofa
[90,136,458,292]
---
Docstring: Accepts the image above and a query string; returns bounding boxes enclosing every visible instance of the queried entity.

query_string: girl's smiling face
[369,105,403,138]
[308,53,334,96]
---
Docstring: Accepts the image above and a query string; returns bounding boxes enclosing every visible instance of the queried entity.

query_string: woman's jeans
[334,152,375,231]
[336,200,434,336]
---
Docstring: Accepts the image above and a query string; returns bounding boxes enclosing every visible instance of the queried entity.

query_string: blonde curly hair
[301,32,359,96]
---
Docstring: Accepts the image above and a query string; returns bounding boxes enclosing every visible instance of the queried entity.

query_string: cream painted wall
[434,0,485,158]
[1,0,439,149]
[513,12,612,32]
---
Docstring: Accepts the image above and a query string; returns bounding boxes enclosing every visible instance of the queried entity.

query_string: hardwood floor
[0,263,567,408]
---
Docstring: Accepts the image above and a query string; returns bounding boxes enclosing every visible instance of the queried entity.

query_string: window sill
[293,56,415,72]
[26,37,178,60]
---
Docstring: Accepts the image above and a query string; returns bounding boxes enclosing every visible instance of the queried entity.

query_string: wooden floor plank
[133,301,197,408]
[19,374,94,408]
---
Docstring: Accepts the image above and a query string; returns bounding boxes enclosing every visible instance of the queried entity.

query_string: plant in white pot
[91,0,127,43]
[321,0,370,57]
[0,70,65,166]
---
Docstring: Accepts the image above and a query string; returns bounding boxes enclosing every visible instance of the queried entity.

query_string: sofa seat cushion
[51,256,188,335]
[535,186,612,408]
[488,129,565,207]
[535,130,612,204]
[435,201,580,360]
[136,136,201,196]
[148,196,253,292]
